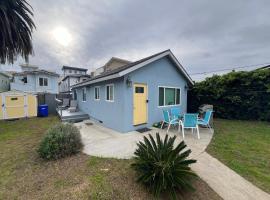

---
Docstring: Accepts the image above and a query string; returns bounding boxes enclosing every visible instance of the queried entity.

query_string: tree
[0,0,35,64]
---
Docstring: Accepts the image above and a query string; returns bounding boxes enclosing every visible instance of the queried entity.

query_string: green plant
[0,0,36,64]
[132,133,197,199]
[188,69,270,121]
[152,121,162,128]
[38,123,83,160]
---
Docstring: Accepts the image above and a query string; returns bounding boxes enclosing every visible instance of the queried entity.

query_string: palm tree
[0,0,35,64]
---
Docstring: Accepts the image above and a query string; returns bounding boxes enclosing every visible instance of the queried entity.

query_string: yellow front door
[5,95,25,119]
[133,83,148,125]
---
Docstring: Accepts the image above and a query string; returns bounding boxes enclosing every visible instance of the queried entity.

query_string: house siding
[75,56,189,133]
[76,77,125,132]
[122,57,188,132]
[11,74,59,94]
[0,74,10,92]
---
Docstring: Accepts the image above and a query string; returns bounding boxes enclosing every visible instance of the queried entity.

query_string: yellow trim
[133,83,148,125]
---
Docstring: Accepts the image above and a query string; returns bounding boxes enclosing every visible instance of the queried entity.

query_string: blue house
[72,50,194,133]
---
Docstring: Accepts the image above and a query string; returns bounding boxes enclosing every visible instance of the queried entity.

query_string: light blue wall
[75,56,188,133]
[122,57,188,132]
[11,74,59,94]
[76,78,126,132]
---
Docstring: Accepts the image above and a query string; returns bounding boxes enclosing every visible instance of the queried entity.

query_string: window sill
[158,104,181,108]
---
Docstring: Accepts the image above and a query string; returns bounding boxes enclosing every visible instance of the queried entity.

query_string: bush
[38,123,83,160]
[132,133,197,199]
[188,69,270,121]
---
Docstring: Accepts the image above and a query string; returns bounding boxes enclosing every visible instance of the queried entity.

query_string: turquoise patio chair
[171,107,182,120]
[161,110,180,133]
[197,110,214,133]
[179,113,200,139]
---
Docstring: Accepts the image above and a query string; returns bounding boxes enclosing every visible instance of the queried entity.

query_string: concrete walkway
[75,120,270,200]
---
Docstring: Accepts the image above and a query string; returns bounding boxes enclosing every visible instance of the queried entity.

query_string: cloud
[1,0,270,80]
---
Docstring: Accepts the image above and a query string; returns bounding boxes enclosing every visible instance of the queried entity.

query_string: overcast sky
[1,0,270,80]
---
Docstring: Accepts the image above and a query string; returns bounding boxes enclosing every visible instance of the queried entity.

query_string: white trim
[105,84,114,102]
[82,87,87,102]
[94,86,100,101]
[72,74,120,89]
[158,86,181,107]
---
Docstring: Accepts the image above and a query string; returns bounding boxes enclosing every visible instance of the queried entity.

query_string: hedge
[187,69,270,121]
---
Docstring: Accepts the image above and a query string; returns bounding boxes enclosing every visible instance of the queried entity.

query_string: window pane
[165,88,175,105]
[135,87,144,93]
[159,87,164,106]
[109,86,113,100]
[106,86,110,100]
[44,78,48,86]
[39,78,43,86]
[176,89,180,104]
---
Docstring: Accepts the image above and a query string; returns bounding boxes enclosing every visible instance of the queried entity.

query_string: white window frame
[82,87,87,102]
[105,84,114,102]
[38,77,48,87]
[94,86,100,101]
[158,86,181,107]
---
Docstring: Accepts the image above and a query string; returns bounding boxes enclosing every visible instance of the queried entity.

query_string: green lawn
[207,119,270,193]
[0,116,221,200]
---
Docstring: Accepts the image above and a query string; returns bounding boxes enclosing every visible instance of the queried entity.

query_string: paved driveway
[75,120,270,200]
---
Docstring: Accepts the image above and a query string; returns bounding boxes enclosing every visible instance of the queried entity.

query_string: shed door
[133,83,148,125]
[5,95,26,119]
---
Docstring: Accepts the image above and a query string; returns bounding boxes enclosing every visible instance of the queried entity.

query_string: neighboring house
[10,65,59,94]
[0,72,10,92]
[62,66,88,76]
[59,66,90,94]
[72,50,194,133]
[92,57,131,76]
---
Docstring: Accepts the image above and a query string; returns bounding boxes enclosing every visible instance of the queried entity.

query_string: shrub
[38,123,83,160]
[132,133,197,200]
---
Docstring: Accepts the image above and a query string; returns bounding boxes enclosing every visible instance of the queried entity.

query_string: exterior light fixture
[126,76,132,87]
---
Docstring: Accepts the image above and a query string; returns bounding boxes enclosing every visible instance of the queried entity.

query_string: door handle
[146,100,149,103]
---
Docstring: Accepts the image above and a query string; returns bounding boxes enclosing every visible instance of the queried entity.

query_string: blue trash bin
[38,104,48,117]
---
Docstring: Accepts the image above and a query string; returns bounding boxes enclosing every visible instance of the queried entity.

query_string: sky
[1,0,270,80]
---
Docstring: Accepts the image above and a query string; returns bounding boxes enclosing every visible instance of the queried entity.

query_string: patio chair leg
[197,125,200,139]
[192,128,194,134]
[182,127,185,140]
[161,121,164,129]
[167,123,171,133]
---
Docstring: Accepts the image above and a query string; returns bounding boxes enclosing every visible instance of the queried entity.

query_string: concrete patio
[75,120,212,159]
[75,120,270,200]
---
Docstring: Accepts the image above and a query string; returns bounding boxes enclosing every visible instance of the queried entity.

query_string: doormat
[136,127,152,133]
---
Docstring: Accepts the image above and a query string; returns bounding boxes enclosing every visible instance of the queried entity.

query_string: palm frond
[132,133,198,200]
[0,0,35,64]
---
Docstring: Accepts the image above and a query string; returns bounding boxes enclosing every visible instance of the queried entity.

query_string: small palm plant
[132,133,197,199]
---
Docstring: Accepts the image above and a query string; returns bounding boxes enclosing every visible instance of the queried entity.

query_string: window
[135,87,144,93]
[82,87,86,101]
[106,84,114,101]
[73,90,77,100]
[74,70,77,74]
[158,87,180,106]
[39,77,48,86]
[94,87,100,100]
[69,70,72,73]
[23,76,27,83]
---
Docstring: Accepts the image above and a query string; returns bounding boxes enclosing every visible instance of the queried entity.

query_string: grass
[0,116,221,199]
[207,119,270,193]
